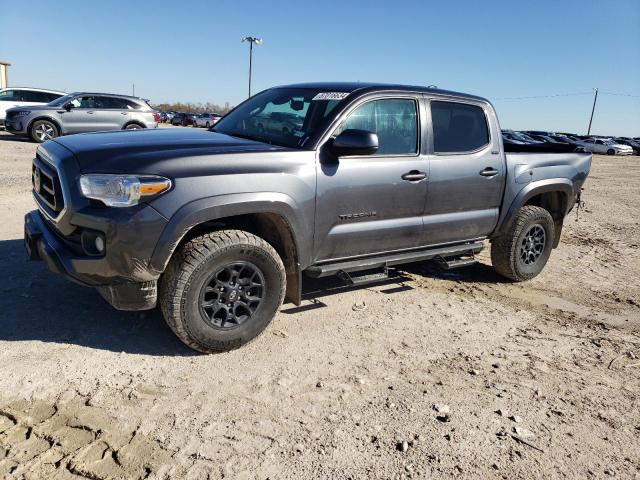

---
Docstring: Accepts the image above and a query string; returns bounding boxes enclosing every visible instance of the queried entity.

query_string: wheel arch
[150,193,309,305]
[122,121,146,129]
[27,116,63,135]
[493,179,574,247]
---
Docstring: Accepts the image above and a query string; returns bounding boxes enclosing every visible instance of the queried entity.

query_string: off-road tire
[491,205,555,282]
[159,229,286,353]
[30,120,59,143]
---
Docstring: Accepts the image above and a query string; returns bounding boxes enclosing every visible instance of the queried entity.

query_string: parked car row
[502,130,639,155]
[160,111,222,128]
[1,87,160,142]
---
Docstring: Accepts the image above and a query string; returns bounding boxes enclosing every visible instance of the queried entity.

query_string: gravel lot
[0,127,638,479]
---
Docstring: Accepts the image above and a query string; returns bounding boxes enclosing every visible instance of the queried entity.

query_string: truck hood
[53,128,293,173]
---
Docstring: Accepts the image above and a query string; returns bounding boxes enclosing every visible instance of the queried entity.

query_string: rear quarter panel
[494,152,592,234]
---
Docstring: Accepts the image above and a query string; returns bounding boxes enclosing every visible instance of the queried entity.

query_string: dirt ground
[0,127,638,480]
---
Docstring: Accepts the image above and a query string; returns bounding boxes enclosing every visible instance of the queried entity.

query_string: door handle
[479,167,499,177]
[120,112,128,115]
[401,170,427,181]
[87,111,95,114]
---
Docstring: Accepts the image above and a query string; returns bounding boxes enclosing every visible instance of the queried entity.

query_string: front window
[335,98,419,155]
[0,89,16,101]
[213,87,348,148]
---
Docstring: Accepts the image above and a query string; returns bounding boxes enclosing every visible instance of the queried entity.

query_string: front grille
[33,155,64,218]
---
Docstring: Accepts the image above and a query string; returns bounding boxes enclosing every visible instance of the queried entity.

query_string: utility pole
[587,88,598,135]
[241,36,262,98]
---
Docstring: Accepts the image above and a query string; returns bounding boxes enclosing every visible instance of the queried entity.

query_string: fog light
[80,229,106,256]
[95,235,105,253]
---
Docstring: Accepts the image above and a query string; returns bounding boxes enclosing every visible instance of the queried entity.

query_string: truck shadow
[0,237,506,354]
[0,239,195,356]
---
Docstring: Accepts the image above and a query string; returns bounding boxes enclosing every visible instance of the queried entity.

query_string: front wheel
[491,205,555,282]
[30,120,59,143]
[607,149,615,155]
[159,230,286,353]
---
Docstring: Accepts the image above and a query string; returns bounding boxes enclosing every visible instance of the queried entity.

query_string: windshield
[212,87,348,148]
[47,93,75,107]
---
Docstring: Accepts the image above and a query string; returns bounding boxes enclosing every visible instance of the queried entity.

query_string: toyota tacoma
[24,83,591,353]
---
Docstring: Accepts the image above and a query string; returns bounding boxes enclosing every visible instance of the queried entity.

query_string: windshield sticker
[312,92,350,101]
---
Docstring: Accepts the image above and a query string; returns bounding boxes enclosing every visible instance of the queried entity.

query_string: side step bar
[305,242,484,278]
[436,254,477,270]
[337,268,391,286]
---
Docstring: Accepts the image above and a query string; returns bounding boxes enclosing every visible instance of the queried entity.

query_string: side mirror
[64,103,74,111]
[332,129,379,157]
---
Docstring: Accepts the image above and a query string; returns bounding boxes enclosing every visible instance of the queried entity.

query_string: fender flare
[493,178,574,237]
[148,192,310,274]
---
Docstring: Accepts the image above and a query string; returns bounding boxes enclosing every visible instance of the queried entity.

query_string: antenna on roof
[427,84,438,89]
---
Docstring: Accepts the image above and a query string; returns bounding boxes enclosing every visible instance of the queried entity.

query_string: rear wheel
[205,122,210,128]
[125,123,143,130]
[491,205,555,281]
[30,120,59,143]
[159,230,286,353]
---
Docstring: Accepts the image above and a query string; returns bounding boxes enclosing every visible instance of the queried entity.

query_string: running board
[305,242,484,278]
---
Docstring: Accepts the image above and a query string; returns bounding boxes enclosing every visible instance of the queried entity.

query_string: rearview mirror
[332,129,379,156]
[290,99,304,111]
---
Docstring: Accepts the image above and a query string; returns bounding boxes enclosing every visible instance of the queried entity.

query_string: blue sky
[2,0,639,135]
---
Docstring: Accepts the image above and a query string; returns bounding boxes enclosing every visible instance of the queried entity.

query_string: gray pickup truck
[24,83,591,353]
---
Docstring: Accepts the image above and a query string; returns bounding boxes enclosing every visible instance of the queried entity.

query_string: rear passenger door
[421,98,504,246]
[100,97,132,130]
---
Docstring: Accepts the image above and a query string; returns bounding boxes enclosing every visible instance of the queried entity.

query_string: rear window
[431,101,490,153]
[20,91,44,102]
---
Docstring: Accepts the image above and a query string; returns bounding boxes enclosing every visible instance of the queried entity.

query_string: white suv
[0,87,65,126]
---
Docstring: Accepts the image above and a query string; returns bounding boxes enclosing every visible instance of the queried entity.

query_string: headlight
[79,174,171,207]
[12,111,30,117]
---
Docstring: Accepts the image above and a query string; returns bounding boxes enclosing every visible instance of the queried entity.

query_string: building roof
[0,61,11,66]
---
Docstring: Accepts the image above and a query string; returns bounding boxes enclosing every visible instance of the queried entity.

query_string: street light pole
[587,88,598,135]
[241,36,262,98]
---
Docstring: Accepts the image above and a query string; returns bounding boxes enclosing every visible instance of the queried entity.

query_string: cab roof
[274,82,488,103]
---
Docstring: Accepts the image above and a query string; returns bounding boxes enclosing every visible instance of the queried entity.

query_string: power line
[600,91,640,98]
[492,90,640,101]
[493,91,592,100]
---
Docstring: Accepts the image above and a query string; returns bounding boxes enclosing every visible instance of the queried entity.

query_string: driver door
[313,96,428,262]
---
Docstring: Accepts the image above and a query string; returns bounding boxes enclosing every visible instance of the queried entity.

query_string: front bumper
[4,117,28,134]
[24,209,164,310]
